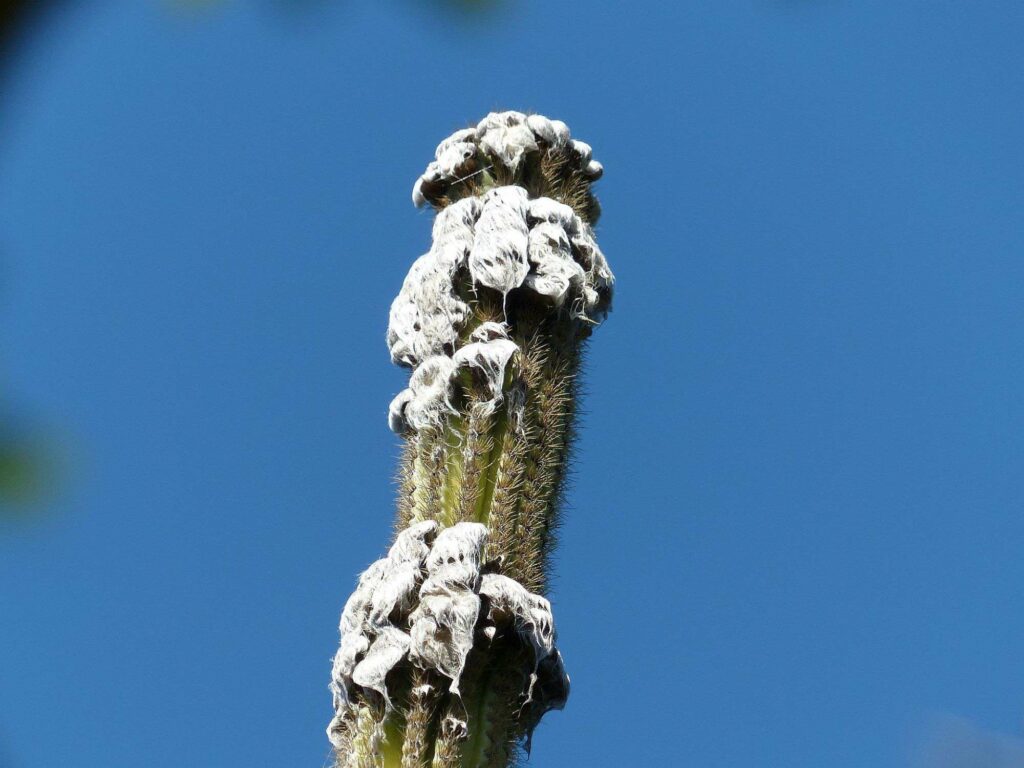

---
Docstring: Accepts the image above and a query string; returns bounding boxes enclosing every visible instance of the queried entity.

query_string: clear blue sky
[1,1,1023,766]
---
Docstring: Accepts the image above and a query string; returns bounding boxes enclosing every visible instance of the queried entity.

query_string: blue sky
[1,1,1023,766]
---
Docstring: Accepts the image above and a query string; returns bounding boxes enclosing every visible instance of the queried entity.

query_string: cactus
[328,111,613,768]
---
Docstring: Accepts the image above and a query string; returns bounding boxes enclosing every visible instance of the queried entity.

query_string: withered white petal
[387,252,451,367]
[479,573,531,625]
[469,186,530,295]
[569,224,615,318]
[388,388,413,434]
[436,141,476,178]
[432,196,482,250]
[434,128,476,160]
[412,177,427,207]
[403,355,459,431]
[527,198,576,230]
[549,119,571,149]
[469,321,510,343]
[339,558,389,636]
[387,519,439,564]
[476,111,538,171]
[479,573,556,664]
[409,589,481,695]
[569,140,592,165]
[329,630,369,709]
[525,222,583,307]
[368,561,420,630]
[524,257,586,309]
[387,236,472,368]
[525,114,556,145]
[452,338,519,407]
[421,161,442,183]
[584,159,604,180]
[326,712,350,749]
[423,522,488,588]
[351,627,411,704]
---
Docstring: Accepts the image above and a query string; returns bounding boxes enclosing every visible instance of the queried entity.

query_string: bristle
[409,429,446,525]
[401,670,440,768]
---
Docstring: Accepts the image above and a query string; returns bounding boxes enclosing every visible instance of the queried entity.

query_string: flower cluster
[411,111,603,210]
[387,185,613,434]
[328,521,568,749]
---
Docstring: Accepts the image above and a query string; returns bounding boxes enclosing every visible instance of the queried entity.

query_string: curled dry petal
[388,388,414,434]
[387,519,439,563]
[339,559,388,636]
[451,338,520,412]
[476,111,538,172]
[469,186,530,295]
[351,626,411,705]
[387,197,481,368]
[549,119,571,148]
[367,561,419,630]
[408,523,487,694]
[435,128,478,178]
[479,573,556,669]
[569,139,592,165]
[435,128,477,159]
[525,222,584,307]
[470,321,510,343]
[388,340,522,435]
[400,355,458,431]
[525,113,557,145]
[386,252,462,367]
[408,589,481,695]
[330,632,368,710]
[422,522,487,589]
[527,197,578,231]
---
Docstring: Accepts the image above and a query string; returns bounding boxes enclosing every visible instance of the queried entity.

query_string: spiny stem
[331,112,611,768]
[401,671,439,768]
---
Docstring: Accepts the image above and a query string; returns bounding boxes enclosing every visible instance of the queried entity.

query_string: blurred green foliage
[0,407,60,515]
[0,436,49,509]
